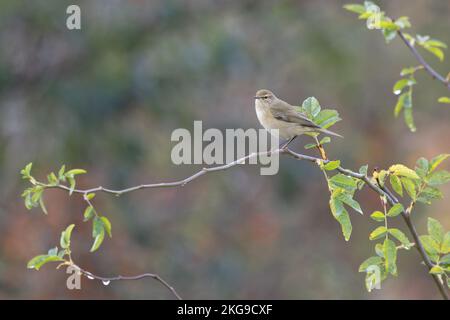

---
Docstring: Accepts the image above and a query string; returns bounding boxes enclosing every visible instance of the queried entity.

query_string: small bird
[254,89,342,148]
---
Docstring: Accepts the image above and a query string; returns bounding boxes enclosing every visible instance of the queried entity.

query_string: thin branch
[75,265,182,300]
[45,147,449,299]
[397,31,450,90]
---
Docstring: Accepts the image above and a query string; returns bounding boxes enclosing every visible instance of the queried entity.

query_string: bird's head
[254,89,276,106]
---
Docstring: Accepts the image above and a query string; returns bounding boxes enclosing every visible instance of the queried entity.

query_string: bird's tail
[318,128,343,138]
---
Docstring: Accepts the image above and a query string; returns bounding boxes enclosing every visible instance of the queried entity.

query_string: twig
[75,265,182,300]
[397,31,450,90]
[45,148,448,299]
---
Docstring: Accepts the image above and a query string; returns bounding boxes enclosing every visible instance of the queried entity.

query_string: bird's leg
[280,136,297,149]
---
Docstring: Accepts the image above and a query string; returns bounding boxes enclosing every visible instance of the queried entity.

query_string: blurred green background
[0,0,449,299]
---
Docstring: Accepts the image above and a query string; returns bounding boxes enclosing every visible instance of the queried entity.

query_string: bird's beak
[254,96,261,99]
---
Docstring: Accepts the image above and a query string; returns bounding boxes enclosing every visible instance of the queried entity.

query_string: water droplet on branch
[102,280,110,286]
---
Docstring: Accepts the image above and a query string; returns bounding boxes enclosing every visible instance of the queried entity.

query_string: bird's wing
[270,101,320,128]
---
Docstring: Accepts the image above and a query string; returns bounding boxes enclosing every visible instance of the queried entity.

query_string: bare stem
[397,31,450,90]
[75,265,182,300]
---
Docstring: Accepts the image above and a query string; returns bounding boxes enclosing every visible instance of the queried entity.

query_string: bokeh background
[0,0,449,299]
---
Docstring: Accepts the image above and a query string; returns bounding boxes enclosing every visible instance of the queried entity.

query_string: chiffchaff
[254,89,342,147]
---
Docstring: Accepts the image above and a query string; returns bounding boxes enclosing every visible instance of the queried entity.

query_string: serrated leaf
[338,192,363,214]
[388,228,412,248]
[302,97,321,119]
[60,224,75,249]
[359,256,383,272]
[429,266,444,275]
[65,169,87,176]
[90,230,105,253]
[323,160,341,171]
[420,235,440,255]
[383,238,397,275]
[387,203,404,217]
[424,45,444,61]
[329,174,358,192]
[429,154,450,173]
[370,211,385,222]
[370,226,388,240]
[415,157,429,178]
[100,216,112,238]
[313,109,341,129]
[401,177,416,200]
[389,175,403,196]
[343,4,366,14]
[428,218,444,244]
[389,164,420,179]
[442,232,450,254]
[426,170,450,186]
[27,255,64,270]
[304,143,317,150]
[83,206,94,222]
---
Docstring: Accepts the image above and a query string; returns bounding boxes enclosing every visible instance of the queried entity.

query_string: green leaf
[420,235,440,255]
[302,97,321,119]
[442,232,450,254]
[27,255,64,270]
[90,230,105,253]
[65,169,87,177]
[394,16,411,29]
[338,192,363,214]
[389,175,403,196]
[389,164,420,179]
[393,78,415,94]
[424,45,444,61]
[92,217,104,238]
[440,253,450,265]
[343,4,366,14]
[375,243,384,257]
[438,97,450,104]
[383,238,397,275]
[68,177,76,196]
[21,162,33,179]
[313,109,341,129]
[387,203,404,217]
[400,66,422,76]
[415,157,429,178]
[47,172,59,185]
[83,206,94,222]
[304,143,317,150]
[58,165,66,180]
[429,266,444,275]
[359,165,368,176]
[323,160,341,171]
[416,186,443,204]
[39,197,48,215]
[100,216,112,238]
[370,226,388,240]
[359,256,383,272]
[401,177,416,200]
[47,247,58,256]
[428,218,444,244]
[388,228,412,248]
[394,91,410,117]
[60,224,75,249]
[429,154,450,173]
[370,211,385,222]
[329,174,358,192]
[329,193,352,241]
[85,193,96,200]
[426,170,450,186]
[426,39,447,48]
[403,101,416,132]
[320,136,331,145]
